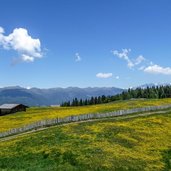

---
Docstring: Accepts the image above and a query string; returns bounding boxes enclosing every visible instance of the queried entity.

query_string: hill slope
[1,98,171,133]
[0,111,171,170]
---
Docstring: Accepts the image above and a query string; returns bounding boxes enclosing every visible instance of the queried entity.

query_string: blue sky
[0,0,171,88]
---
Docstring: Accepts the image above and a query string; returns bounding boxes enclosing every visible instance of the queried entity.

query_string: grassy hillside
[0,112,171,170]
[1,98,171,132]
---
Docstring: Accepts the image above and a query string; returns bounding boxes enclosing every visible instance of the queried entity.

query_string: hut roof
[0,104,22,109]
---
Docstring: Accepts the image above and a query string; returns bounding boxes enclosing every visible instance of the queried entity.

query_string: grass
[1,98,171,133]
[0,111,171,170]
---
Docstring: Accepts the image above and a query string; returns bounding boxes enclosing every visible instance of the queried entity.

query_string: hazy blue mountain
[0,86,123,106]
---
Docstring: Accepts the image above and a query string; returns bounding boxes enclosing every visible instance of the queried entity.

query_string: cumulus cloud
[0,26,4,33]
[144,65,171,75]
[21,54,35,62]
[75,52,81,62]
[96,72,113,78]
[111,49,145,68]
[0,26,42,62]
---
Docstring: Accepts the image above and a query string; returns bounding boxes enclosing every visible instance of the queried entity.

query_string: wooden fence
[0,104,171,138]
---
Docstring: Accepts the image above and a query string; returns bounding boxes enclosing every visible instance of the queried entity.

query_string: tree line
[60,85,171,107]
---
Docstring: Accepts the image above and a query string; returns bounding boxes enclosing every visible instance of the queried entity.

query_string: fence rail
[1,104,171,138]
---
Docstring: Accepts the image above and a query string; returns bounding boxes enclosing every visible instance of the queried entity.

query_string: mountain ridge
[0,86,123,106]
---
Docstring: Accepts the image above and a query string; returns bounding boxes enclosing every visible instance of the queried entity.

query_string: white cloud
[21,54,34,62]
[0,26,42,62]
[26,86,32,90]
[96,72,113,78]
[111,48,134,68]
[111,48,171,76]
[111,49,145,69]
[116,76,120,79]
[0,27,4,33]
[134,55,145,65]
[150,61,154,65]
[75,52,81,62]
[138,65,146,70]
[144,65,171,75]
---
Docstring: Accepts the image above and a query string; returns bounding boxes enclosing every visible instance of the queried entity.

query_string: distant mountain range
[0,86,123,106]
[1,83,170,106]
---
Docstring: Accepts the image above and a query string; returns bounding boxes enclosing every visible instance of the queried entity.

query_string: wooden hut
[0,104,28,116]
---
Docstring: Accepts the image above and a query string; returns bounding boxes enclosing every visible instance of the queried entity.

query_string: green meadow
[1,98,171,132]
[0,111,171,171]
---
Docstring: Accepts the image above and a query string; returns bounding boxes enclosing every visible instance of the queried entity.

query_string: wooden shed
[0,104,28,116]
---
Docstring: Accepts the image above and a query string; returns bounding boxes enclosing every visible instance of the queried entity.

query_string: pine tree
[61,85,171,107]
